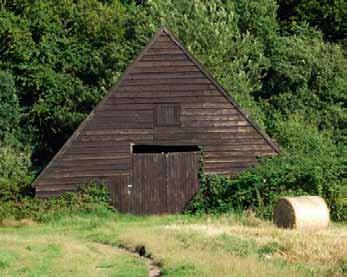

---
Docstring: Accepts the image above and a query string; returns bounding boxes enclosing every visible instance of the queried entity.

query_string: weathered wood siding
[34,27,279,212]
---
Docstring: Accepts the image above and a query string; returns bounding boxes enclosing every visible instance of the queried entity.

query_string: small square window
[155,104,180,127]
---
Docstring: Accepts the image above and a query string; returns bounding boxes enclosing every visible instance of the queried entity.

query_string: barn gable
[33,27,279,213]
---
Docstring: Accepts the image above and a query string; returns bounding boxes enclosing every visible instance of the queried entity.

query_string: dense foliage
[0,184,112,222]
[0,1,345,220]
[188,116,344,220]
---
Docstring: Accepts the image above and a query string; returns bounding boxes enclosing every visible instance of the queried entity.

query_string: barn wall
[34,29,278,212]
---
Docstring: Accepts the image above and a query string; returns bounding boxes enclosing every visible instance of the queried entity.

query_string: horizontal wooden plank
[56,159,129,167]
[36,184,96,192]
[119,78,211,86]
[85,122,154,130]
[182,120,248,127]
[80,127,259,138]
[96,103,154,111]
[69,141,131,148]
[154,132,260,140]
[59,155,130,162]
[204,161,256,169]
[153,126,255,134]
[65,142,131,150]
[112,90,220,98]
[108,96,227,104]
[89,115,153,123]
[203,150,275,157]
[71,140,152,147]
[64,146,131,153]
[47,163,130,173]
[205,169,242,175]
[124,71,204,80]
[140,53,188,61]
[59,154,130,162]
[69,140,131,148]
[136,60,193,67]
[181,103,232,109]
[42,170,129,179]
[36,175,129,186]
[84,129,151,136]
[36,181,125,192]
[157,34,172,42]
[181,108,239,116]
[204,144,274,151]
[129,65,199,73]
[93,110,153,117]
[37,177,105,185]
[153,135,261,144]
[204,157,256,163]
[117,84,215,92]
[76,134,154,142]
[181,114,246,121]
[147,47,183,54]
[149,138,268,146]
[151,41,178,48]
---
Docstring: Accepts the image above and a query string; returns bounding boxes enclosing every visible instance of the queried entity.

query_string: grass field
[0,209,345,276]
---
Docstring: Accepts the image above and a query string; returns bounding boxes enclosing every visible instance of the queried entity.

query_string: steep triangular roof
[33,26,279,189]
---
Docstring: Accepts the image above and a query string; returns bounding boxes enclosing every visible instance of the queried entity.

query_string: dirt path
[117,244,161,277]
[147,259,161,277]
[133,245,161,277]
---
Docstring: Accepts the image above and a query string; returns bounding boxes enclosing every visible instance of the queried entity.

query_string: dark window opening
[133,144,200,153]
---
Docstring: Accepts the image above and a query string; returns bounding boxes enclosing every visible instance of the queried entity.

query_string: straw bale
[273,196,330,230]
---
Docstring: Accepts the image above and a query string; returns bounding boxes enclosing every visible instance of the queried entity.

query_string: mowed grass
[0,210,346,276]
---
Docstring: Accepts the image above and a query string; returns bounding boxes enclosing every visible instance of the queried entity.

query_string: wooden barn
[33,27,279,214]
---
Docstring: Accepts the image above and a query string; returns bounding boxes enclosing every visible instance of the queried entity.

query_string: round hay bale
[273,196,330,230]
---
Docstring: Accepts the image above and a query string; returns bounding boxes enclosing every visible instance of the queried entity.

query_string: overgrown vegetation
[0,1,345,221]
[0,184,111,222]
[189,116,344,220]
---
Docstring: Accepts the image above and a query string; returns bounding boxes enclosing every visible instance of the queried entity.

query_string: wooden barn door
[131,151,199,215]
[132,153,167,214]
[166,152,199,213]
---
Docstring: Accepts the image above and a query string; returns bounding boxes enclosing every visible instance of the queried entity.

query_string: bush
[0,144,33,201]
[0,184,113,222]
[188,116,344,221]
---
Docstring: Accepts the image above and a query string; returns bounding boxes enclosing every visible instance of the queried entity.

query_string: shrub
[0,144,33,201]
[0,184,113,223]
[187,174,234,214]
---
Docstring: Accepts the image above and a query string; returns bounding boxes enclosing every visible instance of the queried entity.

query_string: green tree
[277,0,345,43]
[0,71,21,139]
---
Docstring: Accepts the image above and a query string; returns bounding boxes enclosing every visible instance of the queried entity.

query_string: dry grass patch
[109,214,345,276]
[161,217,346,275]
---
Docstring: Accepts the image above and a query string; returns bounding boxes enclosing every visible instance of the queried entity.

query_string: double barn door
[131,151,199,214]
